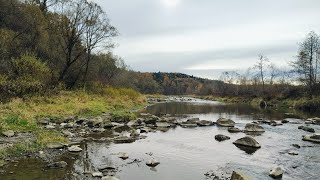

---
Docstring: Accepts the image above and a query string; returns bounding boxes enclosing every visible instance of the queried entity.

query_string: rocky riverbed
[0,98,319,179]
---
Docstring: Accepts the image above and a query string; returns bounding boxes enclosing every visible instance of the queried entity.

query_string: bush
[0,55,51,97]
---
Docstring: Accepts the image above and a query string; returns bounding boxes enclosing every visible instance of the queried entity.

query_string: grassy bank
[195,95,320,112]
[0,88,146,160]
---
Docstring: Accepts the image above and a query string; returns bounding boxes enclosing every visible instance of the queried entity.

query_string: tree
[292,31,320,96]
[254,54,269,92]
[82,1,117,85]
[55,0,88,83]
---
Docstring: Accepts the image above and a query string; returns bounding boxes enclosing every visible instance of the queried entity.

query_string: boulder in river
[146,159,160,167]
[47,161,67,168]
[127,120,141,126]
[298,126,315,133]
[244,123,265,132]
[215,134,231,142]
[228,127,242,133]
[156,122,172,128]
[186,118,200,124]
[179,122,198,128]
[216,118,235,127]
[197,120,213,126]
[302,133,320,143]
[230,171,252,180]
[233,136,261,148]
[2,130,14,137]
[269,166,284,179]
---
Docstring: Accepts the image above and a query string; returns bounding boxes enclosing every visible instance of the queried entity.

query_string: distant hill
[130,72,224,95]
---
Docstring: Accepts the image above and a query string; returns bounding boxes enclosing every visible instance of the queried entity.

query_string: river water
[1,99,320,180]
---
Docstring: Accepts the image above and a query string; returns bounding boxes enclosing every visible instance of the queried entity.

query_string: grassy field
[0,88,146,160]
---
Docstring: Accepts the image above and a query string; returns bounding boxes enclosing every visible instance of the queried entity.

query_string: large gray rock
[216,118,235,127]
[2,130,14,137]
[215,134,230,142]
[302,133,320,143]
[230,171,252,180]
[233,136,261,148]
[87,117,103,128]
[298,126,315,133]
[269,166,284,179]
[180,122,197,128]
[244,123,265,132]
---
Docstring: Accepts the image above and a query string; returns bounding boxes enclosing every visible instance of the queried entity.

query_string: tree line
[0,0,319,100]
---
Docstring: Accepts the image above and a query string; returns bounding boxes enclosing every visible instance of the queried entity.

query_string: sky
[93,0,320,79]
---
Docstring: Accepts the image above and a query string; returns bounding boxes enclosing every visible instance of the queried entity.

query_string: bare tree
[82,1,118,85]
[292,31,320,96]
[55,0,88,82]
[254,54,269,92]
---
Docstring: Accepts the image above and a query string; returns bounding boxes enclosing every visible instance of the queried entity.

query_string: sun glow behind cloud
[162,0,181,8]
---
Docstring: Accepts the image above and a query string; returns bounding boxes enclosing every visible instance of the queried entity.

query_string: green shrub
[0,55,51,97]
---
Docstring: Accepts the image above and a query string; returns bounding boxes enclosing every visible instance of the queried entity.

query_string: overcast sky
[93,0,320,79]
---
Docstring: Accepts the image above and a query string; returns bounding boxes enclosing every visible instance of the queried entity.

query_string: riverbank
[0,88,146,166]
[195,95,320,111]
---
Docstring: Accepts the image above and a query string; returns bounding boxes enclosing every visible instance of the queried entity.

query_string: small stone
[92,172,103,177]
[118,152,129,160]
[269,166,284,179]
[215,134,231,142]
[45,125,55,129]
[46,142,64,149]
[68,145,82,152]
[146,159,160,167]
[2,130,14,137]
[288,151,299,156]
[230,171,253,180]
[292,144,301,148]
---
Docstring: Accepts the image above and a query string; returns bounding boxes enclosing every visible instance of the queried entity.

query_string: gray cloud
[93,0,320,79]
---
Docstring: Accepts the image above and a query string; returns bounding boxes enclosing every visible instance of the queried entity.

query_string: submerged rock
[47,161,67,168]
[114,136,135,144]
[269,166,284,179]
[228,127,242,133]
[180,122,198,128]
[230,171,252,180]
[215,134,230,142]
[233,136,261,148]
[244,123,265,132]
[216,118,235,127]
[146,159,160,167]
[2,130,14,137]
[302,133,320,143]
[298,126,315,133]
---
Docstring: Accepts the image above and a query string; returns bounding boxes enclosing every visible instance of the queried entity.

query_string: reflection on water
[1,100,320,180]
